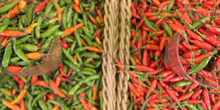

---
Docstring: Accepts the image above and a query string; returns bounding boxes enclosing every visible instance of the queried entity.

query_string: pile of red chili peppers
[117,0,220,110]
[0,0,104,110]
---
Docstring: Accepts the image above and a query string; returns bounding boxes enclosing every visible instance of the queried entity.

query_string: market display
[0,0,104,109]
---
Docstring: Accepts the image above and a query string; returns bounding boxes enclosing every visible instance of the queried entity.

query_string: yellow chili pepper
[24,23,39,33]
[0,88,12,96]
[19,0,26,11]
[11,89,27,104]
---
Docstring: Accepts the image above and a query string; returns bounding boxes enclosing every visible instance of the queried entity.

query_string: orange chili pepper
[51,105,60,110]
[11,89,27,104]
[2,100,21,110]
[1,37,10,47]
[92,83,98,101]
[97,10,104,25]
[72,4,81,13]
[89,15,99,27]
[74,0,80,6]
[57,5,62,22]
[20,99,25,110]
[61,23,84,38]
[19,0,26,10]
[7,66,23,73]
[25,52,43,59]
[80,38,88,46]
[23,23,39,33]
[87,46,103,53]
[2,5,19,19]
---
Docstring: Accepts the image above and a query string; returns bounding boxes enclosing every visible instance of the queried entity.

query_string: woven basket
[102,0,119,110]
[102,0,131,110]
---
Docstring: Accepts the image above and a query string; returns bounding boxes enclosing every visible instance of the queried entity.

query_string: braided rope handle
[102,0,119,109]
[117,0,132,110]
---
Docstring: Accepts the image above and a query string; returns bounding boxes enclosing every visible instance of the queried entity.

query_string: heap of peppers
[0,0,104,110]
[117,0,220,110]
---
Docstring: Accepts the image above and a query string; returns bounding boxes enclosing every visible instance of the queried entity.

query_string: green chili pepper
[13,38,30,63]
[2,43,13,68]
[6,27,21,31]
[164,22,173,38]
[64,36,74,42]
[35,17,44,39]
[18,18,23,29]
[75,87,89,96]
[73,12,79,25]
[89,1,95,12]
[80,35,92,45]
[188,56,212,75]
[41,25,60,38]
[39,35,54,53]
[87,88,93,100]
[74,31,82,47]
[189,17,211,30]
[144,17,158,31]
[10,57,20,63]
[67,6,73,28]
[8,79,19,91]
[81,52,100,59]
[175,81,192,88]
[16,35,32,45]
[19,44,39,52]
[0,19,9,34]
[77,18,84,23]
[1,106,7,110]
[62,48,78,64]
[186,104,199,110]
[69,81,83,95]
[0,1,19,14]
[32,92,47,107]
[38,99,48,110]
[63,60,80,72]
[54,31,66,37]
[41,20,49,28]
[82,68,97,74]
[25,7,34,25]
[83,74,100,83]
[45,2,53,15]
[167,0,175,11]
[196,104,204,110]
[62,9,68,29]
[82,13,88,26]
[70,41,76,53]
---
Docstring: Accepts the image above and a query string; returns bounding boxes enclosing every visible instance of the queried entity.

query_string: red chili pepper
[34,80,48,87]
[189,39,213,51]
[147,78,158,94]
[59,64,67,77]
[174,86,184,92]
[201,100,208,110]
[49,80,66,98]
[117,61,125,71]
[142,48,148,66]
[34,0,47,12]
[213,100,220,110]
[129,83,141,97]
[168,76,183,82]
[166,88,178,102]
[131,43,140,56]
[182,50,201,58]
[178,92,193,101]
[61,40,69,49]
[133,56,141,65]
[186,29,202,41]
[134,65,155,72]
[203,89,211,110]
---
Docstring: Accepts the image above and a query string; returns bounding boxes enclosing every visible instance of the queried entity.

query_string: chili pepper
[2,43,12,68]
[203,89,211,110]
[0,1,19,14]
[11,89,26,104]
[169,23,185,34]
[188,56,212,75]
[2,100,21,110]
[174,81,192,88]
[213,100,220,110]
[0,30,26,37]
[49,80,66,98]
[34,81,48,87]
[189,39,212,51]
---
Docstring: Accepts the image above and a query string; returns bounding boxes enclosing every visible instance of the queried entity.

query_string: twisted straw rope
[117,0,132,110]
[102,0,119,110]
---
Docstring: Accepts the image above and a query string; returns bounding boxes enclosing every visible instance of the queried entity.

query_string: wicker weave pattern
[102,0,119,110]
[117,0,132,110]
